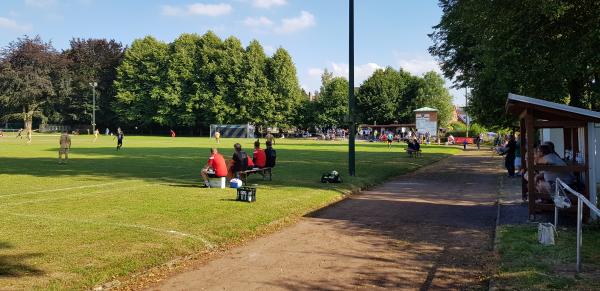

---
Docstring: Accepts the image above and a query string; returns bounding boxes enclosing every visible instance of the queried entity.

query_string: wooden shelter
[506,93,600,220]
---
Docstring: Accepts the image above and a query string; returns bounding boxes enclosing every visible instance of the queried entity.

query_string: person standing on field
[265,132,275,145]
[93,128,99,142]
[214,131,220,143]
[115,128,124,150]
[58,131,71,164]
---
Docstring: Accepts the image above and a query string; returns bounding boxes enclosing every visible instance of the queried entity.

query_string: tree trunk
[568,78,586,109]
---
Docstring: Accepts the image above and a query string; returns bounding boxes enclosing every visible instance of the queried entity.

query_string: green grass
[496,224,600,290]
[0,133,459,290]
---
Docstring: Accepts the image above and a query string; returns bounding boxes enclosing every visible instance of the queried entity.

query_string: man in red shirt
[201,148,228,187]
[253,140,266,168]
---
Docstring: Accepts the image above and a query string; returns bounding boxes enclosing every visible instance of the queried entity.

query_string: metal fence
[554,178,600,272]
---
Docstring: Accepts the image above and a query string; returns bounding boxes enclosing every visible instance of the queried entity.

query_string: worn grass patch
[0,134,459,290]
[496,224,600,290]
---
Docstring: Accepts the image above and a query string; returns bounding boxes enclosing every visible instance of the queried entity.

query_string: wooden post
[584,124,590,221]
[520,118,527,201]
[526,111,536,218]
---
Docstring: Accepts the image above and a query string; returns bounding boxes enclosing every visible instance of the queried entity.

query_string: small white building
[414,107,438,137]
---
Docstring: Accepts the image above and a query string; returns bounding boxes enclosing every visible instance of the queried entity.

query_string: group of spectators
[502,134,576,201]
[200,140,276,188]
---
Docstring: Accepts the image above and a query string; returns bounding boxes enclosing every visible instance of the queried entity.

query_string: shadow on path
[152,151,501,291]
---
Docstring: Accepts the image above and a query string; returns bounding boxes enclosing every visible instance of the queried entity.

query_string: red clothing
[253,148,266,168]
[208,153,227,177]
[247,156,255,168]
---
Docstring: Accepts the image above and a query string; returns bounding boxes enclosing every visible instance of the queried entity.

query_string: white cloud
[329,62,383,84]
[0,17,32,32]
[243,16,273,27]
[263,45,275,55]
[25,0,57,8]
[306,62,382,88]
[161,3,232,17]
[274,11,315,34]
[393,51,441,76]
[253,0,286,8]
[308,68,323,78]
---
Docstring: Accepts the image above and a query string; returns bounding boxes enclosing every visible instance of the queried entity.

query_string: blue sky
[0,0,464,105]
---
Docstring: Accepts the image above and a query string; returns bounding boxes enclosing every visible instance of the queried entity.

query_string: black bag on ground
[321,170,342,183]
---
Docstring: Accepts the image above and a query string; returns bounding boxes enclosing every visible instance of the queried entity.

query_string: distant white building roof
[414,107,438,112]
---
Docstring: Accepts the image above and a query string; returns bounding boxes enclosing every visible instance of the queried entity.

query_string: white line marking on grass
[1,211,215,248]
[0,184,152,208]
[0,180,131,198]
[1,174,193,199]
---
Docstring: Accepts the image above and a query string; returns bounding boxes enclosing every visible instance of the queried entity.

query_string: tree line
[430,0,600,128]
[0,32,454,135]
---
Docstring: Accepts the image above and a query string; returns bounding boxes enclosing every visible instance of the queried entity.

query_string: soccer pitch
[0,134,459,290]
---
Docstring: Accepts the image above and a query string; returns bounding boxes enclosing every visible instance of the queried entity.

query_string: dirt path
[150,150,501,290]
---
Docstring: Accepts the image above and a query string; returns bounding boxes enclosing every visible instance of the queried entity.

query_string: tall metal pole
[348,0,356,176]
[90,82,97,133]
[465,87,469,138]
[92,85,96,133]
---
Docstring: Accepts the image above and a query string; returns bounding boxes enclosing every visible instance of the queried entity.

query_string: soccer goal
[210,124,255,138]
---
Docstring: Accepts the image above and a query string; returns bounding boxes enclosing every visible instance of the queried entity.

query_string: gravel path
[150,150,500,290]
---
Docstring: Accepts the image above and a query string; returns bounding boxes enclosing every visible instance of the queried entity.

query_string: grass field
[0,133,460,290]
[496,224,600,290]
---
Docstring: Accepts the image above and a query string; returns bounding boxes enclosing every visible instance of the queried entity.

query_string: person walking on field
[58,131,71,164]
[387,132,394,149]
[16,128,23,139]
[214,131,220,144]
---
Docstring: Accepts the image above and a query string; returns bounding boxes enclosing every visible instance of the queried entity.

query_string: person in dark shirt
[265,140,276,168]
[230,143,248,177]
[505,134,517,177]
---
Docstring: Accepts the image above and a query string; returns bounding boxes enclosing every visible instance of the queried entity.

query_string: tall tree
[267,47,302,127]
[0,36,66,134]
[356,67,416,124]
[62,38,124,128]
[415,71,454,128]
[113,36,169,129]
[315,76,348,127]
[165,33,202,129]
[237,40,274,127]
[430,0,600,127]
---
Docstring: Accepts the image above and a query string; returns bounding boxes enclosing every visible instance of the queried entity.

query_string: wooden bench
[240,167,273,183]
[407,149,422,158]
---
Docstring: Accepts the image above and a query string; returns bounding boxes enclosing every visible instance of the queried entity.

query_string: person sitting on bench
[229,143,249,178]
[200,148,228,188]
[253,140,267,168]
[265,140,276,168]
[406,139,420,155]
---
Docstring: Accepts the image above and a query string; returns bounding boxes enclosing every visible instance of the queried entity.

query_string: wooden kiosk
[506,93,600,219]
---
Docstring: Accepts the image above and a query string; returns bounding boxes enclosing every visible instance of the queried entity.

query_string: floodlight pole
[348,0,356,176]
[89,82,97,133]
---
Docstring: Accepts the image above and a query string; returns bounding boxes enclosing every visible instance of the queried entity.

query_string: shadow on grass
[0,242,44,278]
[1,146,456,192]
